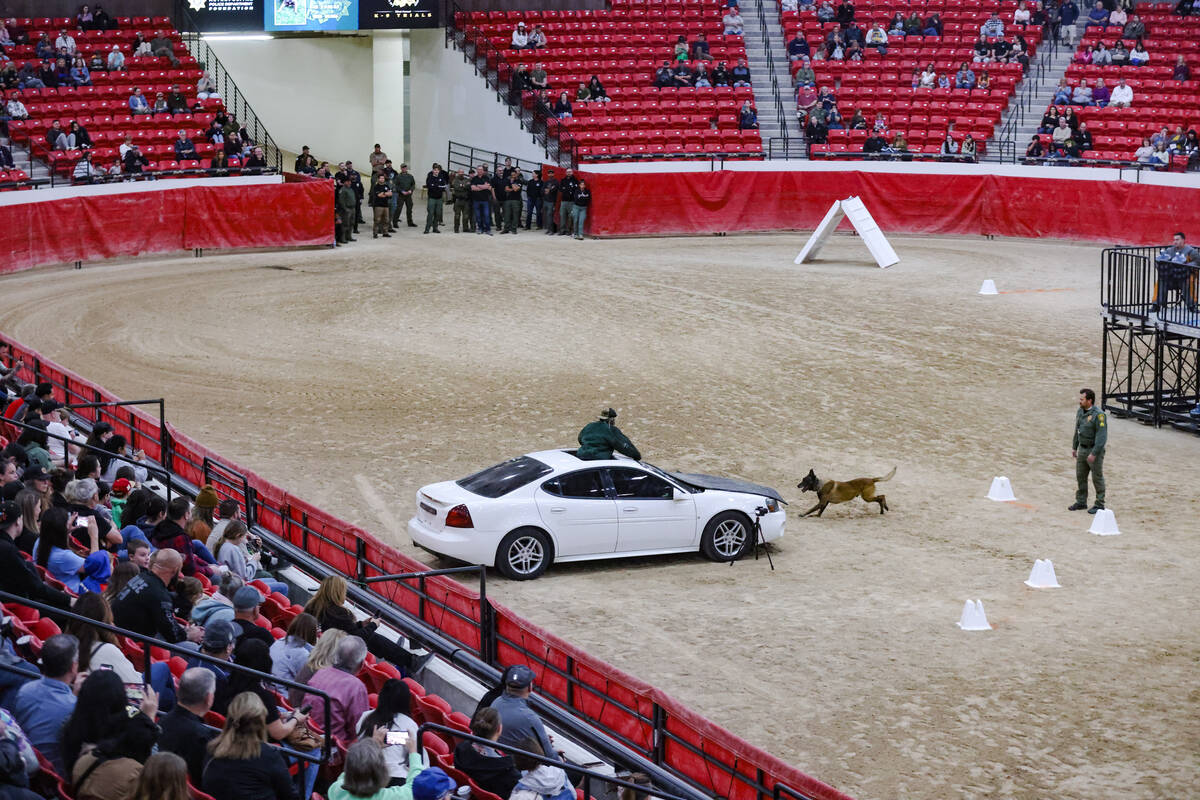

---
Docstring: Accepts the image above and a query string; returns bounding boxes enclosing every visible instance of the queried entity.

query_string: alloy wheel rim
[509,536,545,574]
[713,519,747,557]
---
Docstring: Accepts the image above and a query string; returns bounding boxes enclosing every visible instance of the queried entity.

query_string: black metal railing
[447,141,549,176]
[1103,244,1200,329]
[446,3,577,168]
[992,30,1061,161]
[753,0,788,150]
[169,0,283,173]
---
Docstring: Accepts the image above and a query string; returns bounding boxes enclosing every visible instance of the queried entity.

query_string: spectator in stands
[46,119,67,150]
[454,707,520,797]
[158,668,218,787]
[226,587,273,650]
[1151,142,1170,165]
[133,752,190,800]
[1025,135,1044,162]
[1051,116,1072,145]
[0,500,71,608]
[34,35,54,60]
[34,506,99,592]
[187,620,235,701]
[1123,13,1146,39]
[1173,55,1190,81]
[552,91,572,119]
[922,12,943,35]
[1085,1,1109,27]
[128,87,150,115]
[1014,0,1031,26]
[245,146,269,172]
[10,634,78,775]
[1109,78,1133,107]
[738,101,758,130]
[302,635,370,743]
[151,91,169,115]
[1107,39,1128,65]
[355,678,419,787]
[77,5,95,30]
[586,76,609,102]
[1075,122,1093,151]
[835,0,854,26]
[5,18,26,45]
[216,521,284,594]
[510,739,573,800]
[955,63,976,90]
[1051,80,1071,105]
[1090,43,1112,66]
[936,71,951,89]
[72,150,100,184]
[960,134,978,162]
[671,61,693,87]
[1071,82,1093,105]
[105,44,125,72]
[731,59,751,87]
[919,64,936,88]
[268,613,316,687]
[61,664,159,792]
[529,25,547,49]
[723,7,745,34]
[197,71,220,101]
[864,23,887,53]
[15,62,42,89]
[151,31,180,67]
[294,145,317,174]
[173,129,197,160]
[55,30,77,56]
[1153,233,1199,311]
[939,133,958,158]
[511,22,529,50]
[711,61,731,86]
[166,85,188,114]
[490,665,557,759]
[1129,41,1149,65]
[304,575,428,675]
[788,33,809,61]
[1167,125,1187,151]
[5,94,26,121]
[981,12,1004,36]
[93,5,114,30]
[112,548,206,645]
[330,736,422,799]
[816,1,835,22]
[69,57,90,86]
[530,63,549,92]
[1063,107,1080,131]
[1092,78,1110,107]
[201,692,297,800]
[1108,4,1127,28]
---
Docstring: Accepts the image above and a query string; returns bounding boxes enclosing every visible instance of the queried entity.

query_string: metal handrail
[754,0,788,148]
[446,141,548,176]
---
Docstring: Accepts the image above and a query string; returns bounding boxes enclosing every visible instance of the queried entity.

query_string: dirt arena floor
[2,231,1197,800]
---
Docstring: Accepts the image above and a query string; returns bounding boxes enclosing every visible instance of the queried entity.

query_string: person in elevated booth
[1152,231,1200,314]
[576,408,641,461]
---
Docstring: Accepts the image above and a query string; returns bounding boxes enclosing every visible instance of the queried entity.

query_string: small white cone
[956,599,992,631]
[1088,509,1121,536]
[978,279,999,295]
[1024,559,1061,588]
[986,476,1016,501]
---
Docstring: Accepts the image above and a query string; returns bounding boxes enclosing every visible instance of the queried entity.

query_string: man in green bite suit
[577,408,641,461]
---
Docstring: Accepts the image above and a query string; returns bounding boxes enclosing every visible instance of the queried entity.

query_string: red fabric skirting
[0,178,333,275]
[578,169,1200,244]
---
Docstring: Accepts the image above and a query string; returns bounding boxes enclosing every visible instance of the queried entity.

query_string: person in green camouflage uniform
[577,408,641,461]
[393,164,416,228]
[1069,387,1108,513]
[451,170,474,233]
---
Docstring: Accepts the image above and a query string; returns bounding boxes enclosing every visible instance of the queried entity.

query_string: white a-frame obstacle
[794,196,900,269]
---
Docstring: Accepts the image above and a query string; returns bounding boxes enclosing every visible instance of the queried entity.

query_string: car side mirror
[671,487,687,500]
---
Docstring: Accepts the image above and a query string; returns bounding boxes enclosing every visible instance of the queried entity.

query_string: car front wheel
[700,511,753,562]
[496,527,552,580]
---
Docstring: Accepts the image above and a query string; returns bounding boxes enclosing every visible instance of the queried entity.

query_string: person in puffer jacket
[510,739,575,800]
[189,572,244,627]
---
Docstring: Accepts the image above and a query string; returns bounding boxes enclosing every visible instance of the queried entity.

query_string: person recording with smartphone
[356,678,420,786]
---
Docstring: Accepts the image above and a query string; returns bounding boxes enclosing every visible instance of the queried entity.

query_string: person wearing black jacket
[123,145,149,175]
[501,170,523,234]
[523,171,544,229]
[489,167,506,229]
[541,172,559,234]
[453,708,521,798]
[0,501,71,610]
[345,161,365,228]
[111,548,203,645]
[572,178,591,240]
[158,668,217,787]
[423,164,448,234]
[369,172,393,239]
[304,575,429,676]
[557,169,578,236]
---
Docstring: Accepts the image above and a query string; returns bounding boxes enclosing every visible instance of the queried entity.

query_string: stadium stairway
[993,16,1088,151]
[742,0,801,148]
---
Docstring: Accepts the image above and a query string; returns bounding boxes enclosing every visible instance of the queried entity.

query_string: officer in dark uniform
[335,175,357,245]
[524,170,543,229]
[345,161,365,229]
[423,163,449,234]
[381,159,399,232]
[393,164,417,228]
[489,166,506,229]
[558,169,579,236]
[501,170,523,234]
[1069,387,1107,513]
[542,171,559,235]
[577,408,641,461]
[451,169,474,233]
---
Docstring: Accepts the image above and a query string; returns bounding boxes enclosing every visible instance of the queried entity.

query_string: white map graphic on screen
[273,0,352,25]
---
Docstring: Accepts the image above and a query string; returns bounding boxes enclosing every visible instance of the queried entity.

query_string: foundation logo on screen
[267,0,357,30]
[360,0,438,27]
[189,0,207,10]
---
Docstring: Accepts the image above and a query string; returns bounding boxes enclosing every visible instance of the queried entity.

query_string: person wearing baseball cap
[411,766,457,800]
[576,408,641,462]
[0,500,71,610]
[490,665,558,761]
[231,586,273,649]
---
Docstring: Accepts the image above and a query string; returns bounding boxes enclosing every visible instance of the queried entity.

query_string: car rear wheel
[496,527,552,580]
[700,511,753,562]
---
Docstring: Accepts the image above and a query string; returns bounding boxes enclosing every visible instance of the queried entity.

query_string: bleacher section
[2,15,257,185]
[1039,2,1199,165]
[454,2,766,161]
[782,0,1038,157]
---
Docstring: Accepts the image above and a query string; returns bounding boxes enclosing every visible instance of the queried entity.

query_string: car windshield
[456,455,553,498]
[640,462,696,493]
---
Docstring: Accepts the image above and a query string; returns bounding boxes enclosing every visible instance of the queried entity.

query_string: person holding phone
[356,679,419,786]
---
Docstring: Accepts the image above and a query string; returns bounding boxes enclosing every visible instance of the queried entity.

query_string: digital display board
[188,0,439,31]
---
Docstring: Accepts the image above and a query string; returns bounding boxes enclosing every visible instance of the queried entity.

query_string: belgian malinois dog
[797,467,896,516]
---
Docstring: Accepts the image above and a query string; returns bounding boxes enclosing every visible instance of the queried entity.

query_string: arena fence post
[652,703,667,764]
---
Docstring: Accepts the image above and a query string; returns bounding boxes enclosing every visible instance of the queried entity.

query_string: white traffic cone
[1088,509,1120,536]
[956,599,992,630]
[986,476,1016,501]
[978,279,999,295]
[1024,559,1061,588]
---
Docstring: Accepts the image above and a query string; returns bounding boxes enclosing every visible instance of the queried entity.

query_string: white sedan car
[408,449,786,579]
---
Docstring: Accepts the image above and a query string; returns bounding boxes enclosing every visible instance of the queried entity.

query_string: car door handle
[549,507,565,513]
[622,507,637,512]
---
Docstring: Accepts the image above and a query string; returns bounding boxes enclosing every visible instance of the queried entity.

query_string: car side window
[608,468,674,499]
[542,469,609,499]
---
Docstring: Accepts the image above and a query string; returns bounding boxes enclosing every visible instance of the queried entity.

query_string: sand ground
[1,230,1197,800]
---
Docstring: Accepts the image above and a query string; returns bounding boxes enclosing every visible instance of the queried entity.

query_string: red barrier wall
[578,169,1200,244]
[0,333,852,800]
[0,179,333,275]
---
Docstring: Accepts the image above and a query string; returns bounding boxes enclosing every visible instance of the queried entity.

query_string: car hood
[669,472,786,504]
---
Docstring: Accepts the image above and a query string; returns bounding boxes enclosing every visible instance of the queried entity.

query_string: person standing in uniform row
[470,167,495,236]
[452,169,474,233]
[572,179,591,240]
[502,170,524,234]
[558,169,578,236]
[335,175,357,246]
[1069,387,1107,514]
[541,170,559,234]
[393,164,417,228]
[424,164,448,234]
[369,173,393,239]
[524,170,543,230]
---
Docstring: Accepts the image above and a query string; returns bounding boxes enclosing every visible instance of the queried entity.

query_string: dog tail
[876,466,897,483]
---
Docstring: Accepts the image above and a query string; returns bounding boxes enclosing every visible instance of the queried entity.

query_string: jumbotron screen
[187,0,439,31]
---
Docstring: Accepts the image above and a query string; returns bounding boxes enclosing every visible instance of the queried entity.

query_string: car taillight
[445,504,474,528]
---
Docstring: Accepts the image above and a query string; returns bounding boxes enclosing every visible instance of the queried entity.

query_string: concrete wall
[409,28,547,173]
